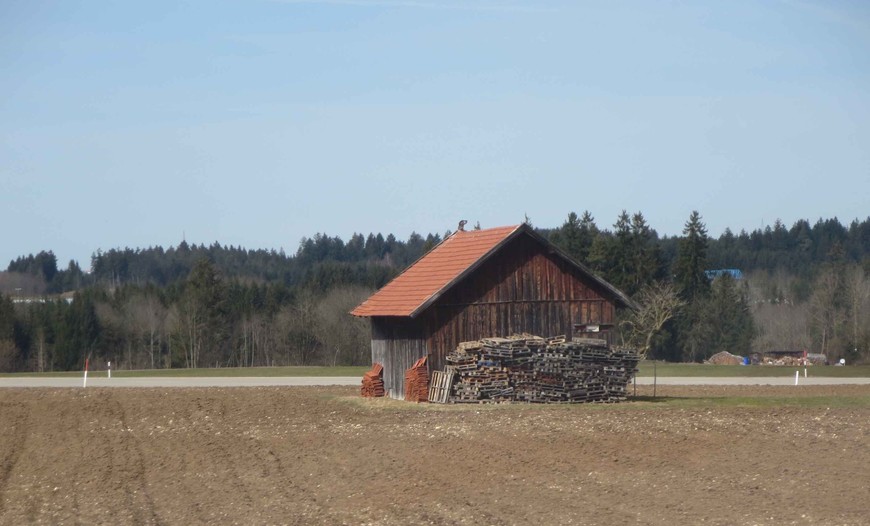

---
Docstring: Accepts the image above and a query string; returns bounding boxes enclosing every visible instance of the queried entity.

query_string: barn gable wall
[419,233,616,373]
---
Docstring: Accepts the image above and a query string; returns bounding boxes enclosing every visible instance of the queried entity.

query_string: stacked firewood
[761,355,806,366]
[360,362,385,397]
[404,356,429,402]
[445,335,639,404]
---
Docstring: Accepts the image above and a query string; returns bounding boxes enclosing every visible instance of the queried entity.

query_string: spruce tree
[672,211,711,361]
[551,210,600,264]
[674,211,710,301]
[628,212,663,295]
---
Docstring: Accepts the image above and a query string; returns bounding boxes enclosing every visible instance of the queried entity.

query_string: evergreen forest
[1,213,869,372]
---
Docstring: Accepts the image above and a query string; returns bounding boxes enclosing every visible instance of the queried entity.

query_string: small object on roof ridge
[457,219,467,232]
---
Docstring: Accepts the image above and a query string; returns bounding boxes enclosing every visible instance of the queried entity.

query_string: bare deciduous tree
[751,302,811,354]
[844,265,870,360]
[172,295,205,369]
[237,312,280,367]
[619,281,684,359]
[33,326,48,372]
[313,286,372,366]
[809,268,846,357]
[285,291,321,366]
[126,294,167,369]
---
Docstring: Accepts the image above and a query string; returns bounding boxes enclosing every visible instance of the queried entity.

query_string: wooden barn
[351,223,636,399]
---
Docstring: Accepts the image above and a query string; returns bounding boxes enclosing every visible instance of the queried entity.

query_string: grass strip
[636,362,870,378]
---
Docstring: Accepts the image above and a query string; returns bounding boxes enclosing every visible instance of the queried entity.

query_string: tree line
[1,215,869,372]
[547,211,869,364]
[0,261,373,373]
[0,230,447,373]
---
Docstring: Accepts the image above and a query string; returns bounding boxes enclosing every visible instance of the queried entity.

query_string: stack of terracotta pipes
[404,356,429,402]
[360,362,385,397]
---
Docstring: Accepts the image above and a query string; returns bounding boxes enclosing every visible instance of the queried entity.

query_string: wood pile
[360,362,385,397]
[444,335,639,404]
[706,351,745,365]
[759,352,828,367]
[404,356,429,402]
[762,356,806,366]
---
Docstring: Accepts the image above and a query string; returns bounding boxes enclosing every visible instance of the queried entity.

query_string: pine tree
[551,210,599,264]
[672,211,712,361]
[674,211,710,301]
[627,212,663,295]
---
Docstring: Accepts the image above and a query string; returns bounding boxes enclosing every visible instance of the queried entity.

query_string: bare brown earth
[0,385,867,526]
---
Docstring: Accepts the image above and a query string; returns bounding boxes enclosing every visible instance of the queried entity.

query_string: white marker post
[83,358,89,388]
[802,350,808,378]
[108,361,111,379]
[794,370,799,386]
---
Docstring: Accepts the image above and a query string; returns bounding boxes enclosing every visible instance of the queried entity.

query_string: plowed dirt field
[0,385,867,525]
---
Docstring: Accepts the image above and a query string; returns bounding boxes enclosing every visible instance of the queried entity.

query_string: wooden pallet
[428,370,455,404]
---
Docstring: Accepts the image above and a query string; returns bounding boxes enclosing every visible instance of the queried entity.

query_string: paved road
[1,376,868,388]
[633,376,870,386]
[0,377,363,388]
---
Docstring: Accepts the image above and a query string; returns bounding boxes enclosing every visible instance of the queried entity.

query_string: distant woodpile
[704,351,830,366]
[438,335,639,404]
[706,351,745,365]
[760,354,827,366]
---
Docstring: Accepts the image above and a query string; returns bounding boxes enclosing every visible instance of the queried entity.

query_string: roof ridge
[350,223,636,318]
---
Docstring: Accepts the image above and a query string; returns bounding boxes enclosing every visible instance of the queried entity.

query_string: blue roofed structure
[705,269,744,280]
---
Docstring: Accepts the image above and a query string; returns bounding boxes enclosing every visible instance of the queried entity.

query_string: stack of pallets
[443,335,639,404]
[360,362,385,397]
[404,356,429,402]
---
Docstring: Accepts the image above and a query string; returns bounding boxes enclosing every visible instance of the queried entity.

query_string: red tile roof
[351,225,521,317]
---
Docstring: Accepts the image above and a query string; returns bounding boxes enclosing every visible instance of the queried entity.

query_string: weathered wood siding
[420,234,615,373]
[371,317,427,399]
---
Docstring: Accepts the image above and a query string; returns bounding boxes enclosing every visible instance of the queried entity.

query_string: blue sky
[2,0,869,268]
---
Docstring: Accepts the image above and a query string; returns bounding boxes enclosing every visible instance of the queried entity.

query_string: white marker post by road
[108,361,111,379]
[795,370,799,385]
[83,358,89,388]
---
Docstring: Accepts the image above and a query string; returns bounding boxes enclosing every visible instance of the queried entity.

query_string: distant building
[705,268,744,280]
